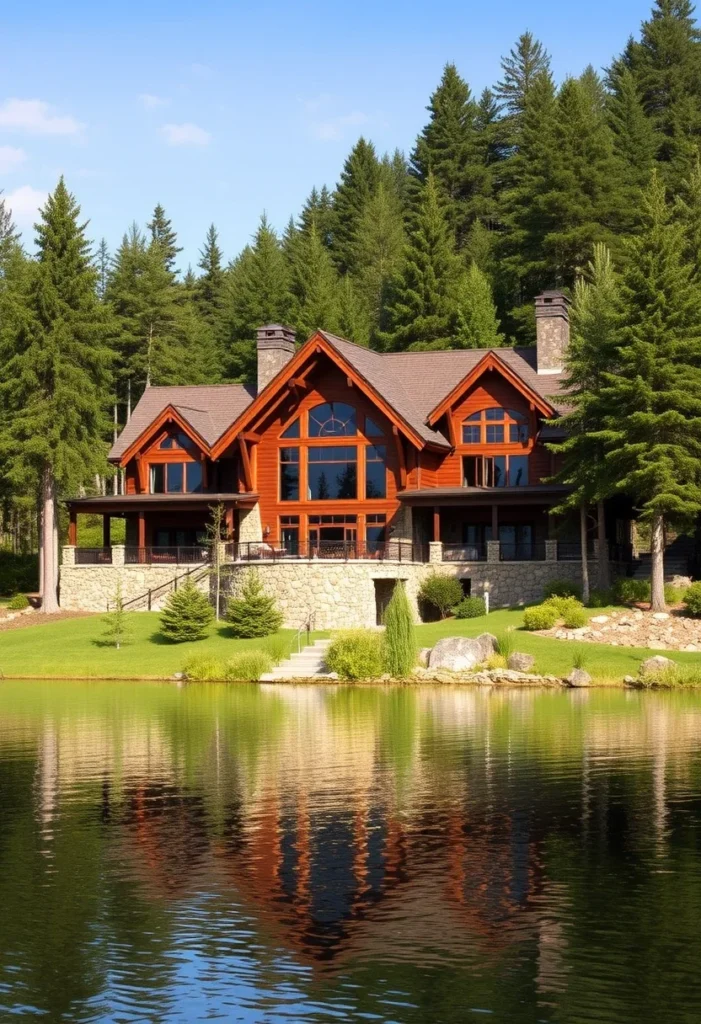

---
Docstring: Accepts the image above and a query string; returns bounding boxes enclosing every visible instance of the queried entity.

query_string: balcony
[227,540,424,562]
[124,546,211,565]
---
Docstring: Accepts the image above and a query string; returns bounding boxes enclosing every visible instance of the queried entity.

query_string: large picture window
[150,461,203,494]
[365,445,387,499]
[280,447,300,501]
[462,454,529,488]
[308,446,357,500]
[461,408,530,445]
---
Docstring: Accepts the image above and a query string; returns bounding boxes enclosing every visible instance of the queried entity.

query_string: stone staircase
[261,639,333,680]
[630,535,695,581]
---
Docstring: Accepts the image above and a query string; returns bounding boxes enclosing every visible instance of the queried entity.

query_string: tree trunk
[38,508,44,604]
[580,504,590,605]
[41,467,59,614]
[597,500,609,590]
[650,514,666,612]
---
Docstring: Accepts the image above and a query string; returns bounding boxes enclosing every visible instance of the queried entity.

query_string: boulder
[652,612,669,621]
[429,636,486,672]
[475,632,498,660]
[567,668,592,688]
[591,615,609,624]
[640,655,676,676]
[507,652,536,672]
[418,647,432,667]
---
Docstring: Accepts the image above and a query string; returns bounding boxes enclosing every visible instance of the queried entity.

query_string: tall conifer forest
[4,0,701,610]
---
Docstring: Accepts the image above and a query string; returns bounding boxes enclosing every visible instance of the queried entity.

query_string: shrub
[183,655,224,681]
[7,593,29,610]
[226,569,283,638]
[665,583,689,606]
[572,646,590,670]
[160,578,214,642]
[523,604,559,631]
[100,582,133,648]
[683,581,701,617]
[543,579,582,601]
[418,573,464,619]
[262,635,290,665]
[587,587,612,608]
[223,651,273,681]
[453,596,486,619]
[495,631,515,659]
[542,595,586,629]
[612,577,650,605]
[637,664,701,689]
[484,653,507,670]
[383,582,416,676]
[0,551,38,597]
[326,630,385,680]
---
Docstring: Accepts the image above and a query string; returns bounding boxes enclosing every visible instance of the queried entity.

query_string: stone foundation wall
[60,548,209,611]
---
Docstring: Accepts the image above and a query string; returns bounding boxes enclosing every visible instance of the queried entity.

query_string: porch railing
[227,540,424,562]
[75,547,113,565]
[442,543,487,562]
[557,541,596,561]
[500,541,547,562]
[124,546,210,565]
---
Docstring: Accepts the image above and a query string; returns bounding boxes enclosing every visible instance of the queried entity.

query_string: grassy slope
[2,605,700,682]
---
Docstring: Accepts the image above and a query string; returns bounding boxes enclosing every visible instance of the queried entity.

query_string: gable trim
[117,405,211,466]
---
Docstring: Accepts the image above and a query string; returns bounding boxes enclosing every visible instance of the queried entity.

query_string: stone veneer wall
[61,545,600,623]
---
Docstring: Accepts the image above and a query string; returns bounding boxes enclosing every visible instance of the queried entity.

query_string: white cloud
[0,98,83,135]
[162,121,211,146]
[3,185,47,226]
[310,110,369,141]
[138,93,169,109]
[0,146,27,172]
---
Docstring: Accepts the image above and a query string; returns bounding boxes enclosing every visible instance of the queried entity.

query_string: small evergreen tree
[495,31,552,147]
[101,581,132,648]
[147,203,182,273]
[383,581,416,677]
[226,569,283,638]
[331,138,381,274]
[206,502,226,621]
[454,263,504,348]
[160,577,214,642]
[289,223,341,338]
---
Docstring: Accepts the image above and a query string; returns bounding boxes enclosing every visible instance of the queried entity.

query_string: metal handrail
[124,546,211,565]
[293,610,316,654]
[115,564,212,612]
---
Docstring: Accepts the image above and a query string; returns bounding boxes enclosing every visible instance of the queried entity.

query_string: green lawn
[2,604,700,682]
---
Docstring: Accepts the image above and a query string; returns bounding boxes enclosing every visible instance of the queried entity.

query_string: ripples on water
[1,682,701,1023]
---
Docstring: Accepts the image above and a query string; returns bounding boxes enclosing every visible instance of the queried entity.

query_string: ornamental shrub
[383,582,416,676]
[326,630,384,680]
[183,654,224,681]
[160,577,214,642]
[683,581,701,617]
[587,587,612,608]
[543,579,582,601]
[226,569,283,638]
[454,596,486,619]
[561,604,587,628]
[418,573,463,619]
[612,577,650,605]
[523,604,559,631]
[223,651,273,681]
[495,631,515,659]
[100,582,133,648]
[7,593,29,610]
[664,583,689,606]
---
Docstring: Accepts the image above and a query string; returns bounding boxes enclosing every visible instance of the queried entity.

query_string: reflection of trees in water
[2,685,701,1020]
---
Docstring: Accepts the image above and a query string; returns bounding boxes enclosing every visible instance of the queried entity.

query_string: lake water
[1,681,701,1023]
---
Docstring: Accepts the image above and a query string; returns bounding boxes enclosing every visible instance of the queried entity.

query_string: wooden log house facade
[61,292,632,623]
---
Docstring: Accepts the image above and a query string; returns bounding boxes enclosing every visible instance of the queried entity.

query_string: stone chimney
[256,325,296,393]
[535,291,571,374]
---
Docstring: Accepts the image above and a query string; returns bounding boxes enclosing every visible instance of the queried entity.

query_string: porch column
[433,506,441,543]
[68,509,77,546]
[545,539,558,561]
[138,510,146,549]
[102,515,111,548]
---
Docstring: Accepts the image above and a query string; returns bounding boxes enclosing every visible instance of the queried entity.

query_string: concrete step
[260,639,332,681]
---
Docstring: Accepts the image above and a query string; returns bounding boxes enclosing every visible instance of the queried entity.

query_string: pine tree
[220,215,292,381]
[495,31,551,146]
[160,576,214,642]
[380,173,463,350]
[195,223,225,328]
[226,569,283,638]
[101,581,132,647]
[352,180,405,340]
[336,275,372,347]
[599,175,701,610]
[0,178,111,612]
[454,262,504,348]
[289,223,341,338]
[410,63,490,248]
[331,138,381,274]
[676,155,701,272]
[607,65,660,197]
[0,192,21,277]
[95,238,110,300]
[147,203,182,273]
[300,185,335,247]
[382,581,416,676]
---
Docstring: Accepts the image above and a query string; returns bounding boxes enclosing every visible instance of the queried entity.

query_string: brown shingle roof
[109,384,256,459]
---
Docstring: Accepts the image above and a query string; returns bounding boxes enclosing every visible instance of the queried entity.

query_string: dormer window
[159,431,196,451]
[461,408,530,445]
[309,402,357,437]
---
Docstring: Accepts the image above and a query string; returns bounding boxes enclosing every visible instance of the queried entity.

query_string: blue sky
[2,0,653,271]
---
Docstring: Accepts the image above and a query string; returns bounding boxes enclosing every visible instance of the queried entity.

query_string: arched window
[308,402,357,437]
[461,407,530,445]
[159,431,196,450]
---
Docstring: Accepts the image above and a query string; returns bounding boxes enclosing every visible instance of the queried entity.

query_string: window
[462,425,480,444]
[462,454,529,488]
[508,455,529,486]
[150,464,165,493]
[308,446,357,500]
[309,514,357,555]
[365,445,387,499]
[365,416,384,437]
[280,447,300,501]
[150,462,203,493]
[167,463,184,492]
[187,461,203,493]
[159,431,196,450]
[366,513,387,551]
[486,424,504,444]
[281,417,300,438]
[309,402,357,437]
[461,407,530,445]
[280,515,299,554]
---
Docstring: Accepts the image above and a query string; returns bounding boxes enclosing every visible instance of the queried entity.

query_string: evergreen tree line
[3,0,701,610]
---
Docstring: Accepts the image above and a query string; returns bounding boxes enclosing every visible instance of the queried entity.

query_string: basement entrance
[374,579,399,625]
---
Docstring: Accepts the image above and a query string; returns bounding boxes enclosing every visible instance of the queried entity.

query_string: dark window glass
[309,515,356,524]
[365,445,386,499]
[493,456,506,487]
[150,464,165,493]
[307,446,357,500]
[509,423,529,443]
[280,447,300,502]
[462,425,480,444]
[186,461,203,493]
[486,424,504,443]
[466,411,481,422]
[365,416,384,437]
[281,418,300,439]
[159,437,174,449]
[509,455,529,486]
[463,457,479,487]
[167,463,184,492]
[485,408,504,421]
[308,403,357,437]
[282,527,299,555]
[366,525,386,550]
[507,409,527,422]
[367,513,386,524]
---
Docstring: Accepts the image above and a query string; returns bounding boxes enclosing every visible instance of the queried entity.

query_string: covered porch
[64,493,258,565]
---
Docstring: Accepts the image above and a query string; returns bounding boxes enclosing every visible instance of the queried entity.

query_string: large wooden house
[62,292,632,624]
